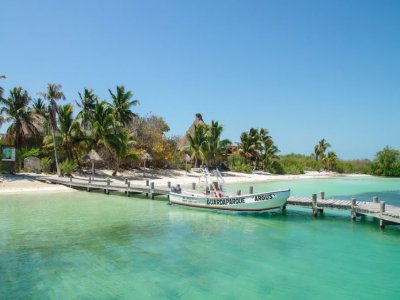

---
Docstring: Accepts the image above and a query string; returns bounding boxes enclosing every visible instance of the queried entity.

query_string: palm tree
[205,121,231,167]
[188,124,208,168]
[76,88,97,130]
[238,128,260,168]
[39,83,66,176]
[314,138,331,161]
[108,86,139,128]
[106,128,139,175]
[57,104,82,161]
[0,76,5,102]
[326,151,338,171]
[31,98,48,117]
[0,87,40,149]
[90,100,115,149]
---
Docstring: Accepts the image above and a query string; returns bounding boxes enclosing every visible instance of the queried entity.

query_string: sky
[1,0,399,160]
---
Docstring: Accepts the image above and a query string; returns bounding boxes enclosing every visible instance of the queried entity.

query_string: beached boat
[169,168,290,212]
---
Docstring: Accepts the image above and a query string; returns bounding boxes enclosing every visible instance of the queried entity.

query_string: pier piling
[249,186,254,194]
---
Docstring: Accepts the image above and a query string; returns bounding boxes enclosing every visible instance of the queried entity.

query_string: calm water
[1,176,400,299]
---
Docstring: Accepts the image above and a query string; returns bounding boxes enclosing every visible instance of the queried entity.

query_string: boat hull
[169,189,290,212]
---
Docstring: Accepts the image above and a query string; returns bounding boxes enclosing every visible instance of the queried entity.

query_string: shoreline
[0,170,371,194]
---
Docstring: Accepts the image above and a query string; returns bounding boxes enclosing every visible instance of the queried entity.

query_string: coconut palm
[314,138,331,161]
[326,151,338,171]
[0,76,5,102]
[31,98,48,117]
[76,88,97,130]
[188,124,208,168]
[39,83,66,176]
[238,128,260,167]
[0,87,40,149]
[108,86,139,128]
[57,104,82,161]
[90,100,114,149]
[106,128,139,175]
[205,121,231,166]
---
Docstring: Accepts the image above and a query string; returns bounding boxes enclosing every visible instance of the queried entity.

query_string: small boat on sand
[169,168,290,212]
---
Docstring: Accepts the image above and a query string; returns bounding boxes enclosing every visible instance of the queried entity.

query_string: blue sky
[1,0,399,159]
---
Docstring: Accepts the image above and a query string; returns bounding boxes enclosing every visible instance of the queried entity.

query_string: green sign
[1,146,16,161]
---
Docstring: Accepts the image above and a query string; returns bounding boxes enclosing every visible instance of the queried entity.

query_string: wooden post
[192,182,196,190]
[87,176,91,192]
[312,194,318,216]
[106,177,110,195]
[146,180,149,186]
[373,196,379,203]
[150,182,155,199]
[125,178,128,184]
[380,219,386,229]
[351,198,357,221]
[320,192,325,200]
[237,189,241,196]
[168,181,171,188]
[69,176,72,188]
[249,186,254,194]
[380,201,385,213]
[127,181,131,197]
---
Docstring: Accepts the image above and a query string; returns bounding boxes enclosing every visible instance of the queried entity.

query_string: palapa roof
[177,113,205,151]
[85,149,103,161]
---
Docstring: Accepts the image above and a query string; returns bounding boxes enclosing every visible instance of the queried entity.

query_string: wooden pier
[26,175,400,229]
[33,175,171,199]
[288,192,400,229]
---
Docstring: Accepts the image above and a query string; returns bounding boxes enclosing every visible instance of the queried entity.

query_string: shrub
[228,154,252,173]
[40,157,52,173]
[59,160,77,176]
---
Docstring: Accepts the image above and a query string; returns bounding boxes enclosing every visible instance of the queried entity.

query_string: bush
[40,157,53,173]
[59,160,77,176]
[228,154,252,173]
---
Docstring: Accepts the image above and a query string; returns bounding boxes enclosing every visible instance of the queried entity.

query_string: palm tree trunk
[51,126,61,176]
[50,103,61,176]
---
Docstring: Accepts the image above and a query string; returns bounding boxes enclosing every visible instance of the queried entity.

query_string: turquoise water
[1,177,400,299]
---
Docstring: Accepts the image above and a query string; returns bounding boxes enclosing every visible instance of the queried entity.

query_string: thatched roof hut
[85,149,103,162]
[85,149,103,179]
[177,113,205,151]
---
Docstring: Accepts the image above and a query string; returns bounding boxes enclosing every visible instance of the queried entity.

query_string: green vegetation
[370,146,400,177]
[0,80,399,177]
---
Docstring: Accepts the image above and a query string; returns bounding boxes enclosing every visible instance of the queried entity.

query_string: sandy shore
[0,170,370,194]
[0,174,74,194]
[125,169,369,187]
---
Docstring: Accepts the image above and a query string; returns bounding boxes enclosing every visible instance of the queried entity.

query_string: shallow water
[1,177,400,299]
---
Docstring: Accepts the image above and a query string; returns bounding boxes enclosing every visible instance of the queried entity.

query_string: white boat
[169,168,290,212]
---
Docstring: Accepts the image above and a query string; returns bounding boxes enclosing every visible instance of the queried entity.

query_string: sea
[1,176,400,299]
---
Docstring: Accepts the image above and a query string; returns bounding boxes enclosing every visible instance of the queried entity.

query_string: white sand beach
[0,174,74,194]
[0,169,370,194]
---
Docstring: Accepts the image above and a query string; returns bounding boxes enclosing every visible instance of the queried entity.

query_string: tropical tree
[187,124,208,168]
[314,138,331,161]
[238,128,260,167]
[31,98,48,117]
[109,86,139,128]
[90,100,114,150]
[204,121,231,167]
[237,127,280,172]
[106,128,139,175]
[0,87,40,149]
[39,83,66,176]
[0,75,5,103]
[57,104,82,161]
[370,146,400,177]
[322,151,338,171]
[76,88,97,130]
